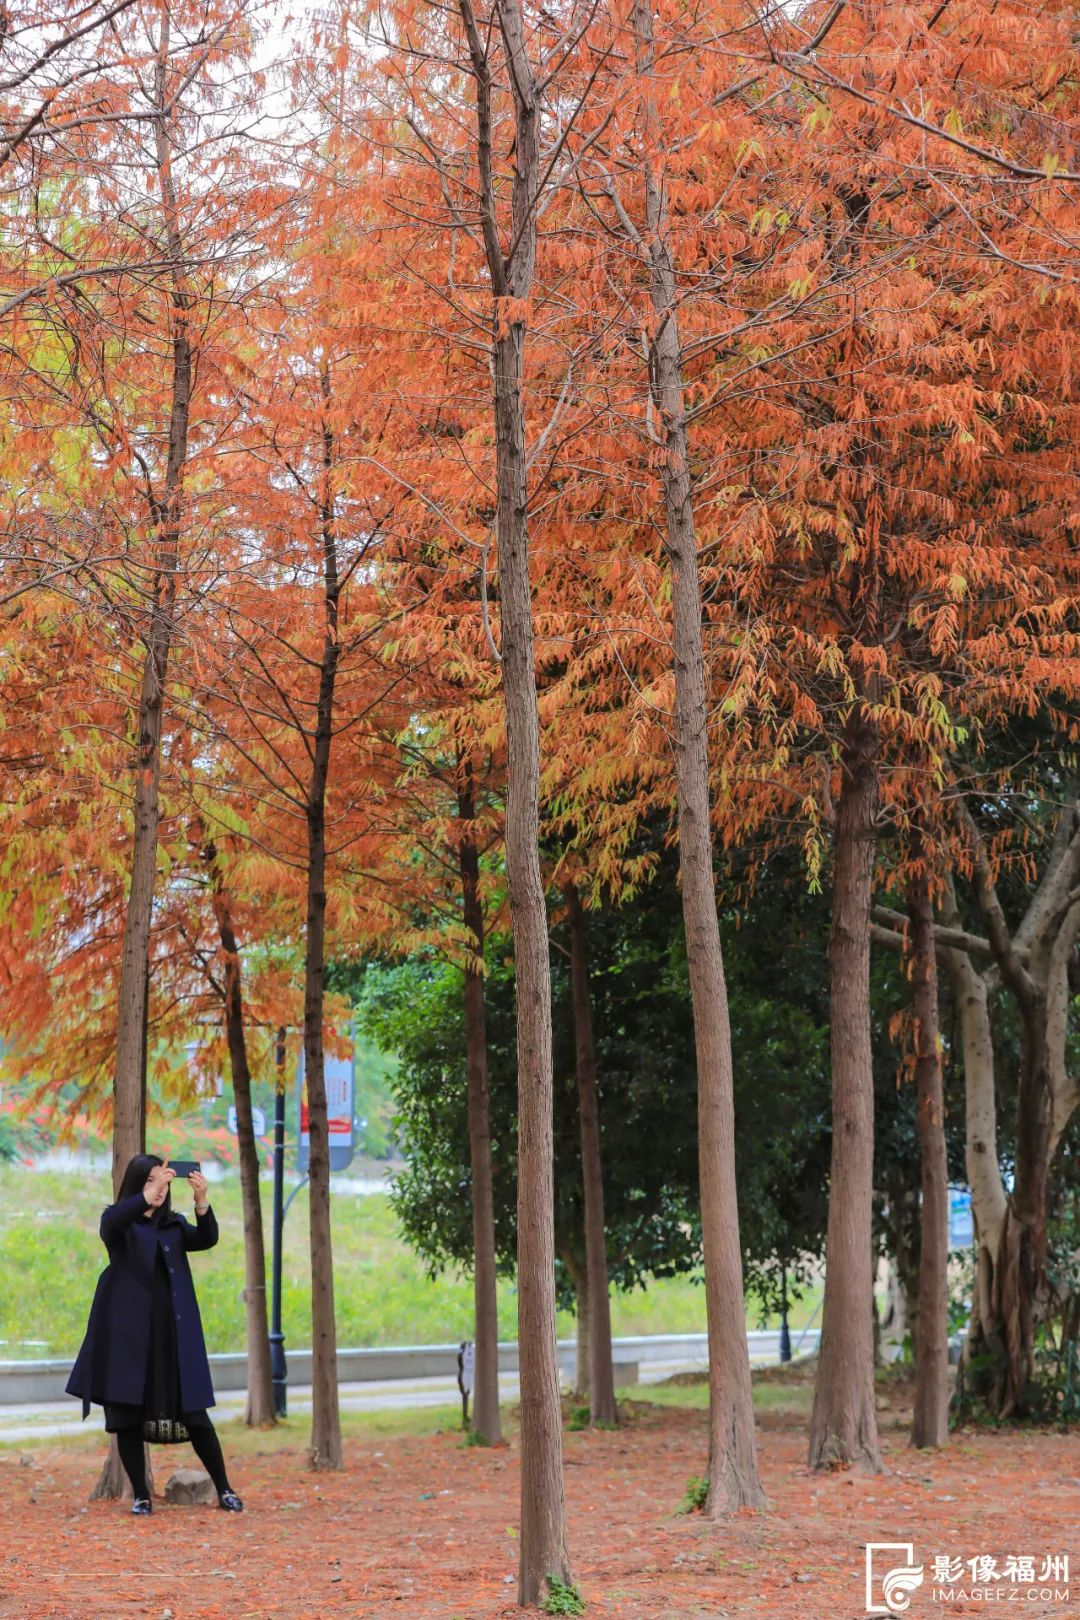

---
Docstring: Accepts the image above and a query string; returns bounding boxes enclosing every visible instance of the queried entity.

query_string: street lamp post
[270,1027,287,1417]
[779,1261,792,1364]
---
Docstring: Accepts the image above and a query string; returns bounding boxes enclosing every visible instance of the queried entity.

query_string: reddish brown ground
[1,1397,1076,1620]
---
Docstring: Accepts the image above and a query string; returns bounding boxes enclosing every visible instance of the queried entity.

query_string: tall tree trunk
[303,381,342,1470]
[908,868,949,1448]
[499,316,570,1595]
[204,848,274,1427]
[495,293,571,1608]
[808,708,882,1472]
[458,773,502,1446]
[629,0,763,1513]
[563,882,616,1426]
[456,0,570,1599]
[94,8,189,1500]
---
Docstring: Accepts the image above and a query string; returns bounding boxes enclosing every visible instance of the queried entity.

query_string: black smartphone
[167,1160,201,1179]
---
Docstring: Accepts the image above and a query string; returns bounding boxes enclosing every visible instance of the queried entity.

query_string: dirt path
[1,1402,1076,1619]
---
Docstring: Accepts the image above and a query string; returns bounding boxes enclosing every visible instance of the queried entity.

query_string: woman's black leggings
[116,1422,232,1500]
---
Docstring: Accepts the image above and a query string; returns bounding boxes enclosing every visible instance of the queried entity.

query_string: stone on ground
[163,1468,216,1505]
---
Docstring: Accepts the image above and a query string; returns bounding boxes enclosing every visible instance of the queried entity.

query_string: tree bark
[458,772,502,1446]
[94,7,188,1500]
[907,868,950,1448]
[205,851,275,1427]
[937,880,1006,1368]
[993,1008,1054,1414]
[302,378,342,1470]
[629,0,763,1513]
[562,882,616,1426]
[808,707,882,1472]
[455,0,569,1594]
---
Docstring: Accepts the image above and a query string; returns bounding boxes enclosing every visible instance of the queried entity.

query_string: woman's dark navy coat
[65,1191,219,1419]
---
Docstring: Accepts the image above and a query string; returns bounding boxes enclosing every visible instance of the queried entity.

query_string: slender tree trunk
[937,885,1006,1378]
[880,1165,918,1360]
[992,1015,1053,1415]
[94,10,188,1500]
[496,315,570,1606]
[499,327,570,1594]
[456,0,570,1598]
[302,388,342,1470]
[628,0,763,1512]
[563,883,616,1425]
[564,1250,590,1402]
[204,849,274,1427]
[908,868,950,1448]
[458,774,502,1446]
[808,708,882,1472]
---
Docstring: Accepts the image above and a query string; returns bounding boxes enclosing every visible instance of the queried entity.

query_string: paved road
[0,1328,827,1445]
[0,1359,717,1445]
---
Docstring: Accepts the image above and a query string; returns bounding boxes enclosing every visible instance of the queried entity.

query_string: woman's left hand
[190,1170,210,1212]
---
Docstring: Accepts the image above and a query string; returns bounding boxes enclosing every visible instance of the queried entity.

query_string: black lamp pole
[779,1260,792,1364]
[270,1026,287,1417]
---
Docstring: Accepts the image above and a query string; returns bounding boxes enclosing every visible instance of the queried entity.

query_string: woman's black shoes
[129,1489,241,1513]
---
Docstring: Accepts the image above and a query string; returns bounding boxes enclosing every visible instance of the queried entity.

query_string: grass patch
[0,1401,479,1455]
[543,1575,586,1615]
[0,1166,821,1359]
[676,1474,709,1514]
[750,1382,815,1416]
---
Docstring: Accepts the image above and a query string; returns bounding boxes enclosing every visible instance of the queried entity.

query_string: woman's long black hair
[116,1153,171,1220]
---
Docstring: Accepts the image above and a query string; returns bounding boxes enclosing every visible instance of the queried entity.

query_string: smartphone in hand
[167,1160,202,1179]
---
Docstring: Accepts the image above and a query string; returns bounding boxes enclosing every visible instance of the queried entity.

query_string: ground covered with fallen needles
[1,1376,1076,1620]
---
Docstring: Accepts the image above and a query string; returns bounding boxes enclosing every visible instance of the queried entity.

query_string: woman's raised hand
[143,1161,175,1206]
[189,1169,210,1213]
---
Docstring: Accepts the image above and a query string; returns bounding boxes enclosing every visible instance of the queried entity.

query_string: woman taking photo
[67,1155,244,1515]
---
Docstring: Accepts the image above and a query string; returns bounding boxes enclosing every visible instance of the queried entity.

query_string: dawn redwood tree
[107,2,194,1203]
[585,0,766,1511]
[346,719,507,1448]
[561,880,616,1426]
[683,0,1080,1464]
[452,0,573,1590]
[363,563,510,1448]
[188,162,419,1460]
[299,360,347,1469]
[906,853,949,1448]
[81,0,255,1499]
[457,758,504,1445]
[809,701,883,1471]
[200,840,275,1426]
[197,382,390,1470]
[0,0,269,1497]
